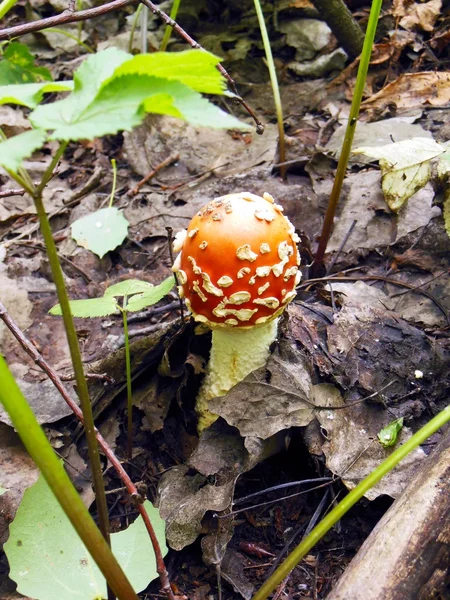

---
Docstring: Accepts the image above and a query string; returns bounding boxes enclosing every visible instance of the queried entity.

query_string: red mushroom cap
[173,192,301,329]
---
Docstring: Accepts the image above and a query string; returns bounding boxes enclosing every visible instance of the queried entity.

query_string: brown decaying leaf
[392,0,442,32]
[362,72,450,110]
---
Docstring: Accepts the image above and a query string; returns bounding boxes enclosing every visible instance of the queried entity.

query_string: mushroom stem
[196,318,279,431]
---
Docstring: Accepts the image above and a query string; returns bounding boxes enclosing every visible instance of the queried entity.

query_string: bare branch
[0,0,137,41]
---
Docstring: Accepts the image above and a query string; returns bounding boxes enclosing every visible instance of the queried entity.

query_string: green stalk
[0,357,139,600]
[46,27,94,53]
[160,0,181,52]
[121,299,133,460]
[108,158,117,208]
[253,0,286,179]
[128,3,143,53]
[313,0,383,273]
[32,142,112,550]
[252,403,450,600]
[0,0,17,19]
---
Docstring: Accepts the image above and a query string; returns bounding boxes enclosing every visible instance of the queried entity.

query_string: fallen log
[327,427,450,600]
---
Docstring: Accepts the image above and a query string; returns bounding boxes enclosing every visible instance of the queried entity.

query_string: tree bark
[310,0,364,60]
[327,428,450,599]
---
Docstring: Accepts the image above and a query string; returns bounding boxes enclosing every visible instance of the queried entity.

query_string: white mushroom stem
[196,319,279,431]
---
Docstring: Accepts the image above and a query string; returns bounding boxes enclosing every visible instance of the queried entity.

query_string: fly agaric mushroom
[172,191,301,431]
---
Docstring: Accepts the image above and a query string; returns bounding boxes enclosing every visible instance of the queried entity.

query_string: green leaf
[126,276,175,312]
[0,486,7,495]
[113,50,226,95]
[49,296,119,318]
[444,193,450,240]
[5,473,167,600]
[0,42,52,85]
[71,207,129,258]
[377,417,404,448]
[0,129,47,172]
[104,279,155,298]
[0,80,73,108]
[32,74,247,141]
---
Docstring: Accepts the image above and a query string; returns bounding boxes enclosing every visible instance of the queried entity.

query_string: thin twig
[0,300,176,600]
[128,153,179,197]
[0,188,26,198]
[299,274,449,324]
[0,0,137,40]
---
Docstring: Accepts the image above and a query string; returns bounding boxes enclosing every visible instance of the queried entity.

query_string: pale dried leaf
[362,72,450,111]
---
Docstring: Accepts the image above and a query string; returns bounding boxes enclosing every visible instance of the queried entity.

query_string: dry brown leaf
[393,0,442,31]
[362,72,450,110]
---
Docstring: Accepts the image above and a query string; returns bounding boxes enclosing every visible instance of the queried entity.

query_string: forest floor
[0,1,450,598]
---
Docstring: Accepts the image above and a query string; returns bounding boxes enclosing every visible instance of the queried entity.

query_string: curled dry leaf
[362,72,450,111]
[312,384,426,500]
[392,0,442,32]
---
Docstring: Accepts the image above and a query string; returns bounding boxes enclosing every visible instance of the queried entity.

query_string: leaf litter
[1,1,450,598]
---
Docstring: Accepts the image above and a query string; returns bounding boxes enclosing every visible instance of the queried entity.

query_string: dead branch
[0,0,137,40]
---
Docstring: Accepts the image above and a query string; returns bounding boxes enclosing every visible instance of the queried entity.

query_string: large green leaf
[32,74,247,140]
[126,276,175,312]
[31,48,131,132]
[71,207,129,258]
[5,473,167,600]
[0,81,73,108]
[113,50,226,94]
[49,296,119,318]
[0,128,47,172]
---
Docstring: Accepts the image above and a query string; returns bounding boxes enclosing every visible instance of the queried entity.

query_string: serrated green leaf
[113,50,226,95]
[5,473,167,600]
[0,42,52,84]
[0,80,73,108]
[126,276,175,312]
[49,296,119,318]
[0,129,47,172]
[32,74,248,141]
[104,279,155,298]
[29,47,132,139]
[71,207,129,258]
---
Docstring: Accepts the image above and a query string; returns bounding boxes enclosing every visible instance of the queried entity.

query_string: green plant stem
[108,158,117,208]
[32,143,112,551]
[121,300,133,460]
[46,27,94,53]
[160,0,181,52]
[252,403,450,600]
[313,0,383,274]
[141,4,148,53]
[0,357,139,600]
[0,0,17,19]
[128,3,142,53]
[253,0,286,179]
